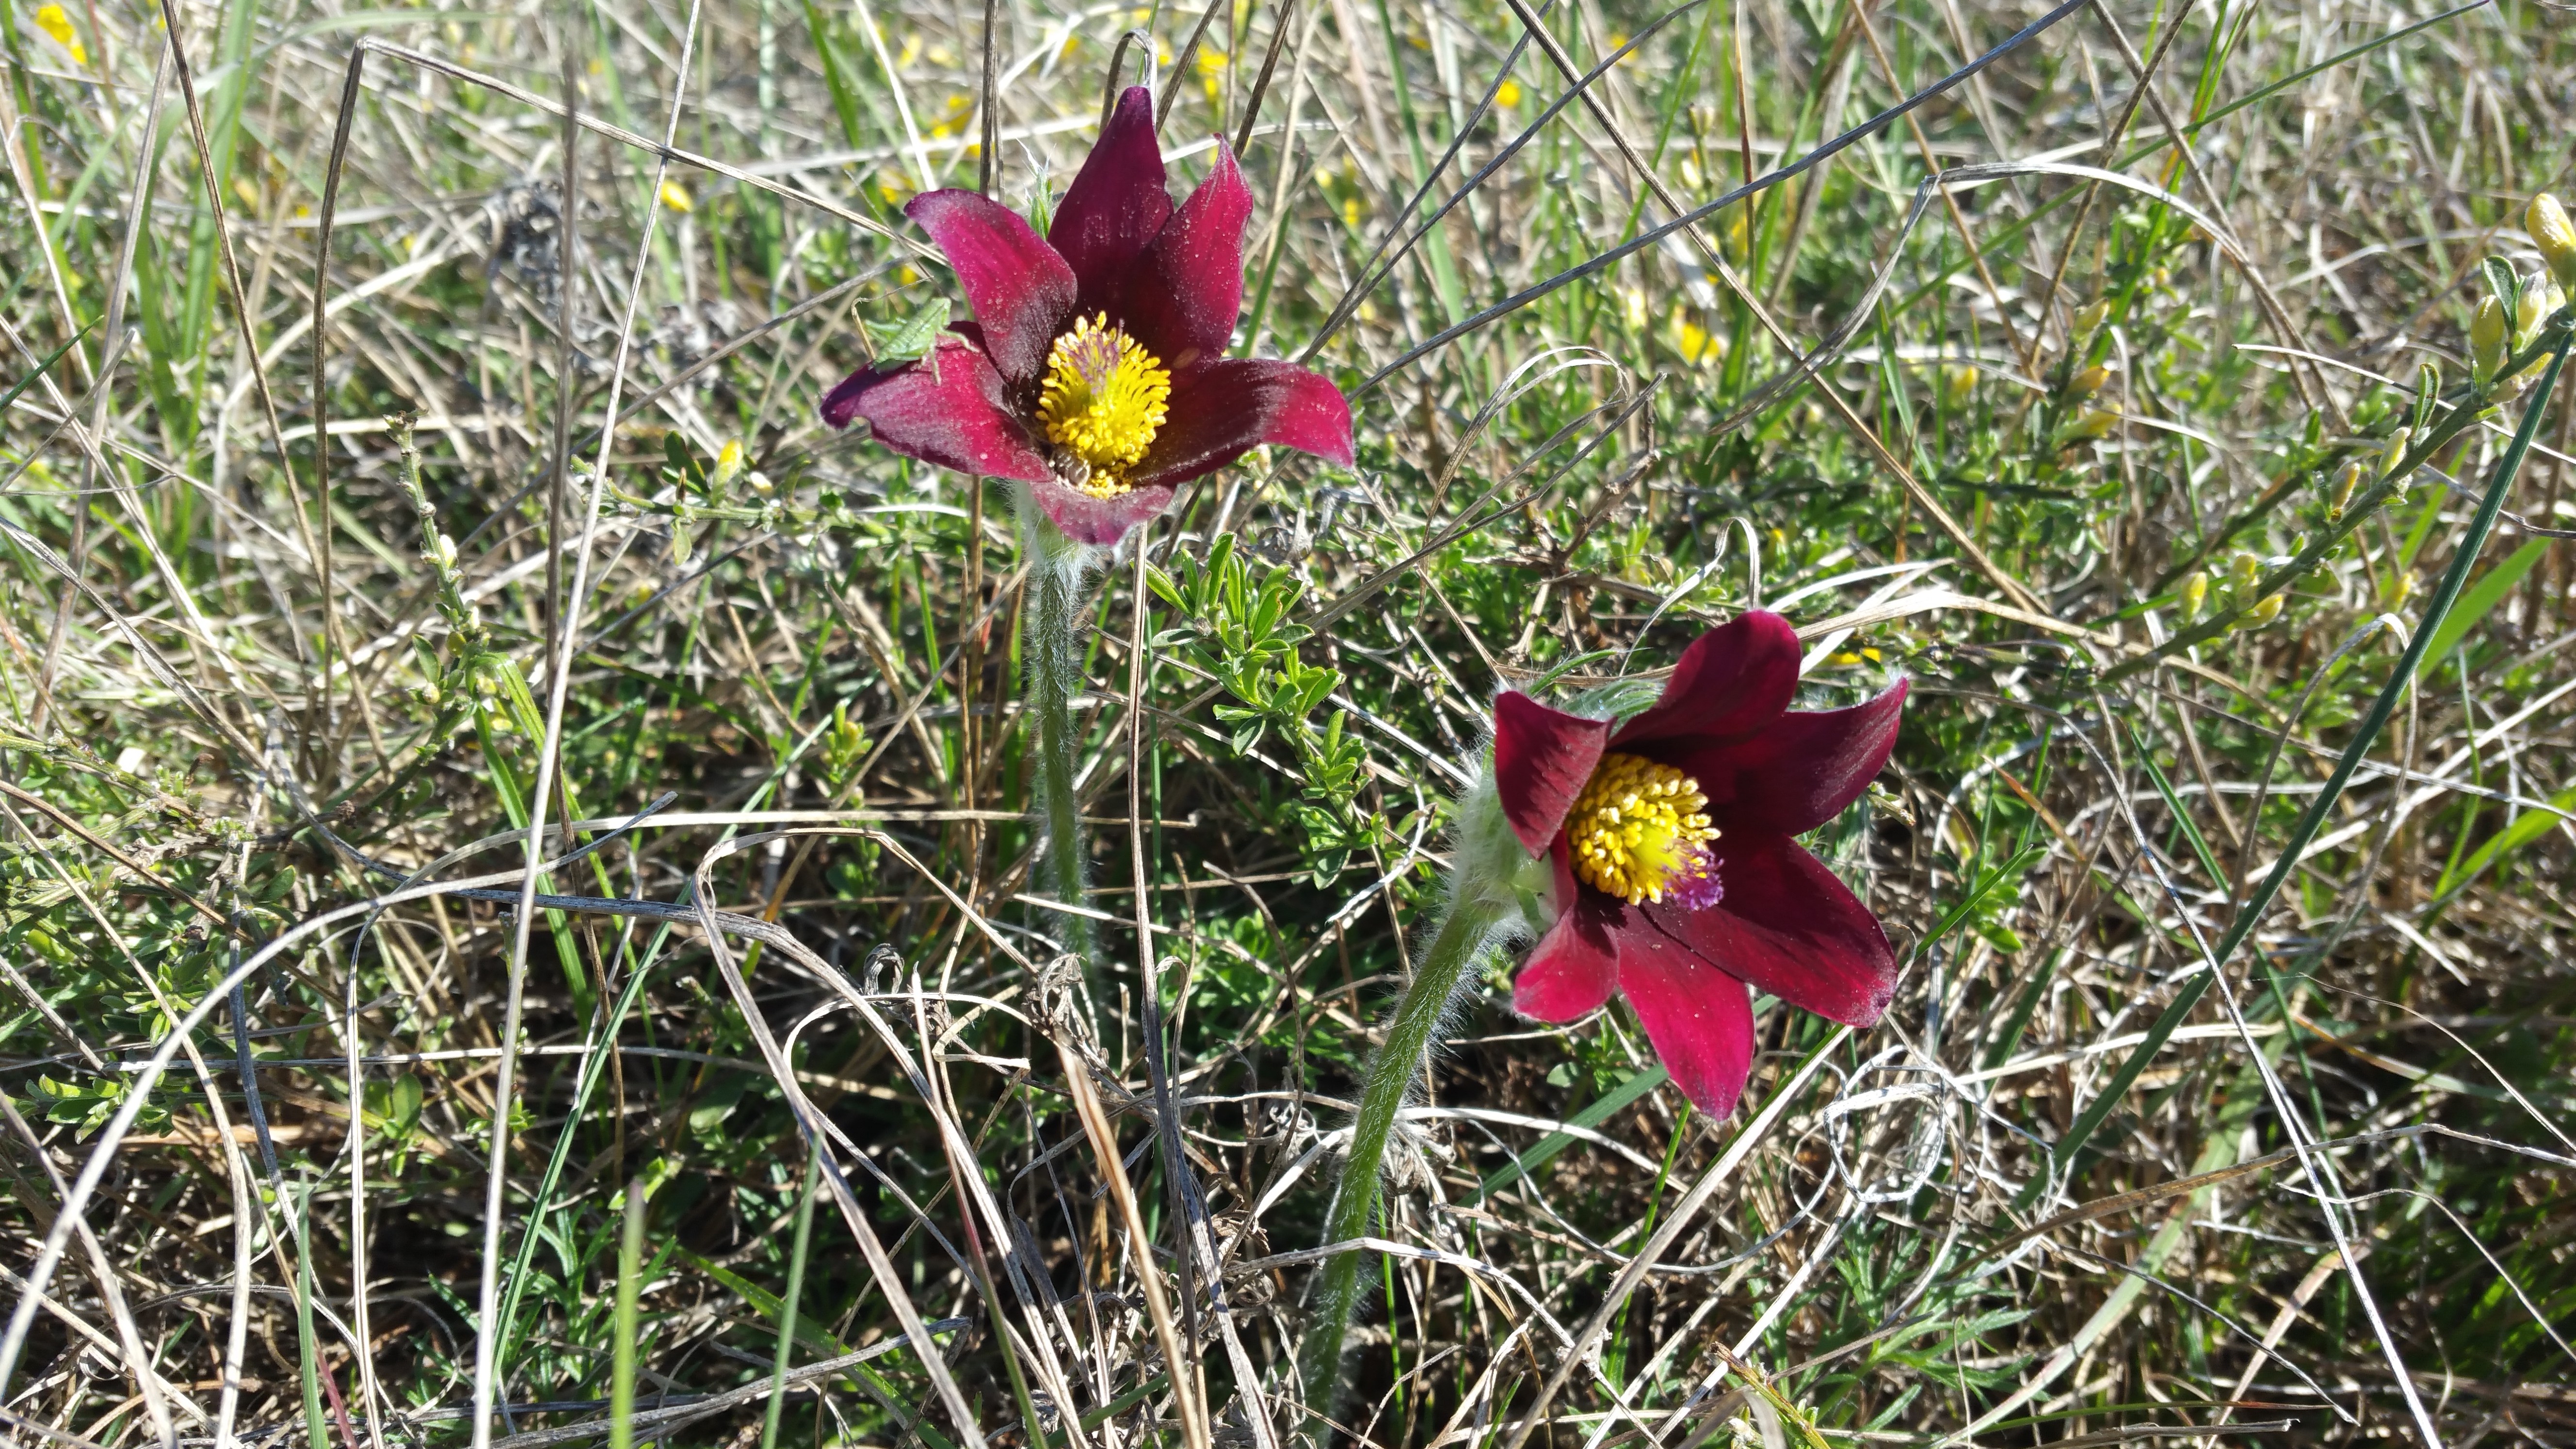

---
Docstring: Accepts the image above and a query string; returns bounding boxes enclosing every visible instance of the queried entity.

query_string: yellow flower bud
[2517,274,2552,338]
[1664,309,1723,367]
[711,438,745,491]
[2325,461,2361,523]
[2528,193,2576,292]
[2072,299,2109,342]
[2386,571,2416,611]
[2515,271,2564,354]
[2235,593,2284,629]
[2229,551,2261,596]
[1940,363,1978,407]
[2179,571,2209,619]
[2067,364,2110,399]
[2068,408,2119,441]
[2470,296,2509,388]
[2379,426,2412,482]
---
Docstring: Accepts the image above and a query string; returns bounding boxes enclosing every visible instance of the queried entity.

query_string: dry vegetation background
[0,0,2573,1442]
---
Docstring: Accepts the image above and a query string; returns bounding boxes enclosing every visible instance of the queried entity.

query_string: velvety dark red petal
[1121,139,1252,369]
[1124,360,1354,490]
[904,190,1077,384]
[1610,611,1801,751]
[1642,833,1896,1027]
[1612,924,1756,1116]
[1492,692,1609,855]
[1023,477,1178,547]
[1049,86,1171,322]
[1513,855,1625,1021]
[822,338,1052,483]
[1677,681,1908,837]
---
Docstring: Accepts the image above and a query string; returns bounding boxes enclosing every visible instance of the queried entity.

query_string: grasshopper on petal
[863,297,951,381]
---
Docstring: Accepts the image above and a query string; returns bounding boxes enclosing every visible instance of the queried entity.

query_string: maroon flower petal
[1678,681,1907,837]
[1610,611,1801,750]
[821,338,1053,483]
[904,190,1078,385]
[1121,139,1252,369]
[1612,926,1756,1116]
[1024,476,1179,547]
[1492,692,1609,854]
[1049,86,1171,322]
[1125,360,1354,490]
[1512,854,1623,1021]
[1642,833,1896,1026]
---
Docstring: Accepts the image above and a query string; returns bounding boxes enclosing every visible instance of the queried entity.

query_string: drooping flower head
[1494,612,1906,1116]
[823,87,1355,546]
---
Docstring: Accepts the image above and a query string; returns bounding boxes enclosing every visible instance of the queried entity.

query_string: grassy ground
[2,0,2574,1443]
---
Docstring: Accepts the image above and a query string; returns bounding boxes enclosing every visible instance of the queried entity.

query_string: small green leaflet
[2483,254,2521,321]
[0,319,97,417]
[863,297,950,368]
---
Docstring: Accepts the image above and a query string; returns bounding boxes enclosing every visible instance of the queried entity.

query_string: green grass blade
[2415,536,2547,677]
[1470,1063,1670,1202]
[610,1184,643,1449]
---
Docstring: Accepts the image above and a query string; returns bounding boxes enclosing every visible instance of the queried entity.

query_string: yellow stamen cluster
[1565,753,1721,905]
[1036,314,1171,497]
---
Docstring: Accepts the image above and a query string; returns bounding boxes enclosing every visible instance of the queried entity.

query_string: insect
[863,296,951,377]
[1048,447,1093,492]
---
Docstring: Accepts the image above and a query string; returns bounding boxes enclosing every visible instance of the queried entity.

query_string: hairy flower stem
[1299,895,1508,1417]
[1019,490,1098,966]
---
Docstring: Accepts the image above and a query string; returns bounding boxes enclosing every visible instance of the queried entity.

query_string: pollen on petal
[1036,313,1172,497]
[1565,753,1723,907]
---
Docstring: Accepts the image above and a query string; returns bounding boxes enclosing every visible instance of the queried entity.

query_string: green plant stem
[2109,318,2569,680]
[1299,891,1509,1419]
[611,1184,643,1449]
[293,1183,328,1449]
[2047,324,2571,1183]
[1019,490,1096,966]
[760,1143,822,1449]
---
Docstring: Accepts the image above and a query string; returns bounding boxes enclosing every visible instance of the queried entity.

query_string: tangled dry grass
[1,0,2573,1443]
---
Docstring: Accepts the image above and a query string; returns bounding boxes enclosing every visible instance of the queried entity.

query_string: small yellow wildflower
[34,4,86,64]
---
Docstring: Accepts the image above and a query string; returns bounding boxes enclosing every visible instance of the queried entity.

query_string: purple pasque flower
[822,86,1355,546]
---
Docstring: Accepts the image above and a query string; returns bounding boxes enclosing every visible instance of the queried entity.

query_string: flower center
[1565,753,1722,908]
[1036,314,1172,497]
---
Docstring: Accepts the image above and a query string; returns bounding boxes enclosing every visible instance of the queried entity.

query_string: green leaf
[677,1247,856,1360]
[1926,845,2045,950]
[2130,725,2227,887]
[2431,780,2576,903]
[687,1075,747,1143]
[801,0,869,148]
[1470,1065,1671,1202]
[2414,537,2546,677]
[2484,255,2521,321]
[0,320,96,416]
